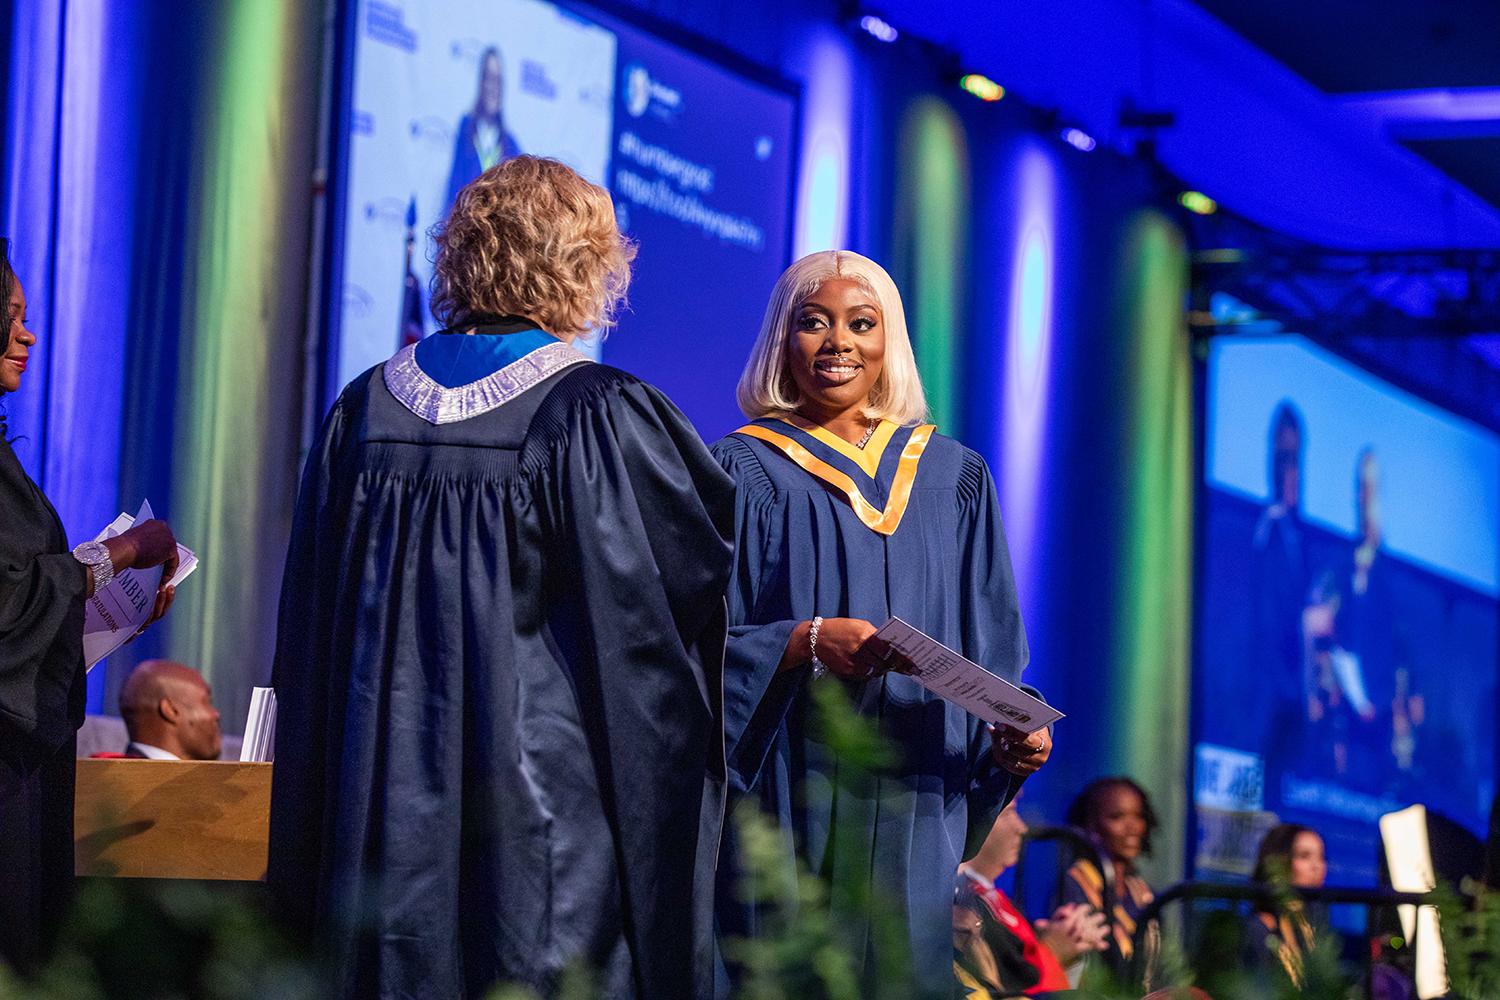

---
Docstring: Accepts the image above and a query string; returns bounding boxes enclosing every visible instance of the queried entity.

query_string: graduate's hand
[778,618,906,680]
[1035,903,1108,966]
[818,618,889,680]
[990,723,1050,776]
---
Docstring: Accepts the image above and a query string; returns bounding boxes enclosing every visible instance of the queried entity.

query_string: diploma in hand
[870,617,1063,732]
[81,500,198,670]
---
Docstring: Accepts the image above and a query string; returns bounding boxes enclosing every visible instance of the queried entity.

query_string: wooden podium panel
[75,758,272,880]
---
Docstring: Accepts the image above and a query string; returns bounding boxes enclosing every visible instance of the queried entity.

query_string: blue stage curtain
[2,0,321,730]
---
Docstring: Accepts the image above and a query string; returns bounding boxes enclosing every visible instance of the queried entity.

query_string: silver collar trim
[382,340,591,425]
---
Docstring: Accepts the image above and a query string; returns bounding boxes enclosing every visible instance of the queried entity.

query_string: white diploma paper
[870,617,1063,733]
[82,500,198,670]
[240,687,278,762]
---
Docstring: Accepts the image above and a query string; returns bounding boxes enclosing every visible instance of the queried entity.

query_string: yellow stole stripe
[734,423,936,536]
[781,415,899,476]
[952,962,993,999]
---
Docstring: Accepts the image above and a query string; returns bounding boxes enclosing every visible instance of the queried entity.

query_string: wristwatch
[72,540,115,593]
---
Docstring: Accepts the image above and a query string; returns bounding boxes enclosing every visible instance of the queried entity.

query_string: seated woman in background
[1247,822,1326,985]
[1060,777,1160,977]
[955,797,1108,996]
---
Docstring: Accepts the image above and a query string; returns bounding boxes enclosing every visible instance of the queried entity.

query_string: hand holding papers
[82,500,198,669]
[867,617,1063,733]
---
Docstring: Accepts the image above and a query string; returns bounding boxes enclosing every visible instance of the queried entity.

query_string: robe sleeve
[710,435,804,794]
[0,559,86,690]
[0,547,87,739]
[267,394,352,934]
[0,447,87,740]
[538,370,735,995]
[956,450,1035,848]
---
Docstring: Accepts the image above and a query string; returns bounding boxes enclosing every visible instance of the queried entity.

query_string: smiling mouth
[4,358,25,372]
[812,357,861,384]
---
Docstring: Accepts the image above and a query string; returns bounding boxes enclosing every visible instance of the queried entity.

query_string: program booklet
[869,617,1063,733]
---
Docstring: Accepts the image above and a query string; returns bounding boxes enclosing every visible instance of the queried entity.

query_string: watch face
[75,541,108,564]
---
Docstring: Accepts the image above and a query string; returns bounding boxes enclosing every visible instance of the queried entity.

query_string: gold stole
[733,420,936,536]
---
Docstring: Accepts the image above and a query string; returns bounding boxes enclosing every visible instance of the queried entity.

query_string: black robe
[0,436,88,973]
[268,339,735,999]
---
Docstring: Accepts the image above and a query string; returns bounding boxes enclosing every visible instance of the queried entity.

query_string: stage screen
[1194,334,1499,891]
[330,0,798,438]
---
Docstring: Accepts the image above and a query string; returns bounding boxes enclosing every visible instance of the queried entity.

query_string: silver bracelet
[809,615,827,679]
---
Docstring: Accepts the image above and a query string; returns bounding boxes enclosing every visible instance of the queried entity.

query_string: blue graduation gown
[711,417,1032,997]
[269,327,735,999]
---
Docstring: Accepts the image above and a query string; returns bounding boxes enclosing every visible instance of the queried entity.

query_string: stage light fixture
[858,14,898,43]
[1060,127,1096,152]
[1178,190,1217,215]
[959,73,1004,103]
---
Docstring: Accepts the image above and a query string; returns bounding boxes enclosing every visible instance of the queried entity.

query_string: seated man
[118,660,222,761]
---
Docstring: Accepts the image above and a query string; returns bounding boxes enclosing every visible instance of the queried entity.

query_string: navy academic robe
[712,417,1032,997]
[269,328,735,999]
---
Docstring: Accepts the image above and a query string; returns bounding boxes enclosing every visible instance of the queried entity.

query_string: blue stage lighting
[858,14,898,43]
[1060,127,1096,152]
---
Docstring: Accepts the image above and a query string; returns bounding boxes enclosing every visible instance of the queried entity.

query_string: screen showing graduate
[332,0,798,438]
[1193,333,1500,892]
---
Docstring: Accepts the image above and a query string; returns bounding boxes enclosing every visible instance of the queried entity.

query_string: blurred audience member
[1247,822,1326,986]
[1061,777,1159,975]
[955,798,1108,996]
[118,660,222,761]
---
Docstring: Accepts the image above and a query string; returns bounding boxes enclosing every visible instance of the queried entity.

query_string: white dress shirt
[126,742,180,760]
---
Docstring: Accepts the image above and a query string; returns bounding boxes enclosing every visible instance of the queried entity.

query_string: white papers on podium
[240,687,277,762]
[1379,804,1447,999]
[870,617,1063,733]
[82,500,199,670]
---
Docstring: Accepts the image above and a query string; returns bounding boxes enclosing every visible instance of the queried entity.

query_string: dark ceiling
[1192,0,1500,218]
[1191,0,1500,93]
[1402,136,1500,210]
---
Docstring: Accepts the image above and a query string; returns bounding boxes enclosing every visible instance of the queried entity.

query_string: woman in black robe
[0,245,179,973]
[268,157,735,999]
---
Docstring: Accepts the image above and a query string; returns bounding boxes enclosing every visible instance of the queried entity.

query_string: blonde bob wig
[431,155,636,338]
[735,250,929,424]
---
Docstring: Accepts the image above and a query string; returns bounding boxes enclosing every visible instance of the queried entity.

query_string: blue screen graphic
[1195,334,1499,893]
[333,0,797,439]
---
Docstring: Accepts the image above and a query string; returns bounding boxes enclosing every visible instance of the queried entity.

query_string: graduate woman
[268,157,735,999]
[1060,776,1159,977]
[713,250,1049,996]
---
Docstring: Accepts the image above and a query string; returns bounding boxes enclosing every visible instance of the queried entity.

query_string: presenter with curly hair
[269,157,734,999]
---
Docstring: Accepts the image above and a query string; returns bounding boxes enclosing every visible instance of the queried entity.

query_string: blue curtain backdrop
[2,0,321,731]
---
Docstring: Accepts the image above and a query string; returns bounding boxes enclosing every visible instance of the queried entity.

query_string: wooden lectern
[74,758,272,880]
